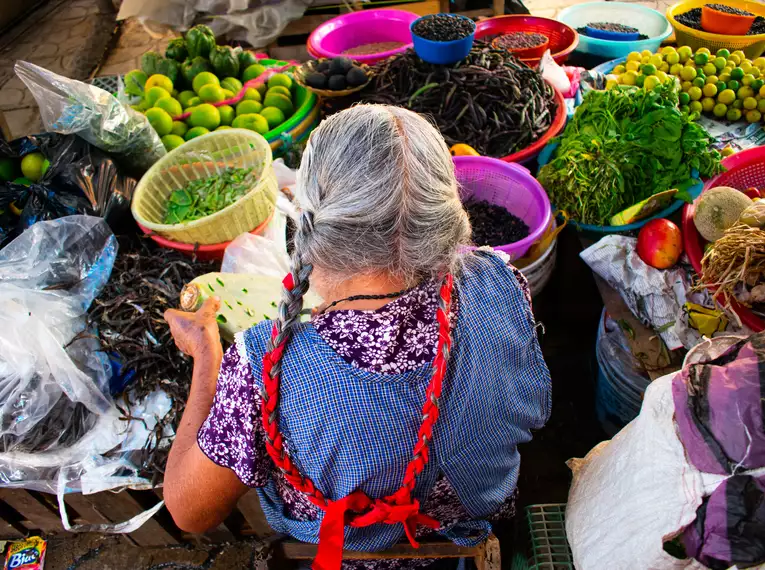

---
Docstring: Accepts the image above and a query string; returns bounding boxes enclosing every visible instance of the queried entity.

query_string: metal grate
[91,75,120,94]
[527,504,574,570]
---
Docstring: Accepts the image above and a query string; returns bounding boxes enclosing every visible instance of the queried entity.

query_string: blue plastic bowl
[411,14,476,65]
[584,26,640,42]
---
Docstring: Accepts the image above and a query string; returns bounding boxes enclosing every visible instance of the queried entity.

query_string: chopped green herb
[242,288,248,294]
[216,277,225,287]
[270,301,277,307]
[207,284,215,292]
[163,166,256,224]
[216,314,228,324]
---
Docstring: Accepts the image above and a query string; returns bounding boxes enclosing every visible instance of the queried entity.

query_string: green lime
[753,79,765,92]
[242,88,261,102]
[733,98,744,109]
[680,104,690,114]
[236,99,263,116]
[256,83,267,98]
[744,96,758,110]
[242,64,267,83]
[694,52,709,66]
[198,84,226,103]
[155,97,183,118]
[178,90,197,108]
[215,126,233,130]
[145,74,173,93]
[20,152,46,182]
[703,62,717,76]
[713,56,727,70]
[222,89,234,100]
[743,73,756,86]
[716,48,731,59]
[231,113,269,134]
[635,74,646,88]
[260,106,286,128]
[267,73,293,90]
[161,134,185,151]
[192,72,220,95]
[689,100,703,114]
[730,67,745,81]
[263,92,294,117]
[184,126,210,140]
[145,107,173,136]
[267,86,292,98]
[145,86,171,106]
[713,102,728,117]
[688,86,703,101]
[0,158,17,182]
[679,91,690,105]
[220,77,243,94]
[681,66,697,81]
[727,107,742,121]
[738,86,754,99]
[187,96,202,108]
[189,103,221,130]
[728,79,740,92]
[171,120,188,137]
[692,77,705,88]
[716,81,727,92]
[218,105,235,126]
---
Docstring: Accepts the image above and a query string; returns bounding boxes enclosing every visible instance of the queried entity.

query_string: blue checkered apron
[242,251,551,551]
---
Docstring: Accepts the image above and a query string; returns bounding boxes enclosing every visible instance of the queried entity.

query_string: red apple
[637,219,683,270]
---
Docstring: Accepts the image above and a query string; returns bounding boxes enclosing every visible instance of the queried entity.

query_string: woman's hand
[165,297,222,361]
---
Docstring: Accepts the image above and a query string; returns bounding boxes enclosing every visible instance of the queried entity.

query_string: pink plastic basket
[454,156,552,260]
[307,9,417,64]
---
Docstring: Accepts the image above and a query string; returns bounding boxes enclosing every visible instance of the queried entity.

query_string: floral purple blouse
[198,249,530,568]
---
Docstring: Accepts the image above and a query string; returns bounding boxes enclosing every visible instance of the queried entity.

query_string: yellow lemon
[626,60,640,72]
[701,97,716,112]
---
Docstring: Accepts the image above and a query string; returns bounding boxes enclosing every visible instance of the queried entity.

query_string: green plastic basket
[526,504,574,570]
[258,58,319,143]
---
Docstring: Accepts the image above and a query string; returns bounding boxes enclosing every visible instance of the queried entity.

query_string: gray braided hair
[270,104,470,351]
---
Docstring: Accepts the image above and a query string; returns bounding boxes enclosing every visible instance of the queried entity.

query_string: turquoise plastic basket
[557,2,672,59]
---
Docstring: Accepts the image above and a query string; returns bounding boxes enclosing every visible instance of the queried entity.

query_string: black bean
[494,32,548,49]
[465,199,530,246]
[677,7,765,34]
[706,3,753,16]
[585,21,639,34]
[412,14,475,42]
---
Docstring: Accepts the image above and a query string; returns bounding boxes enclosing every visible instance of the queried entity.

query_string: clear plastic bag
[0,216,116,492]
[14,61,165,176]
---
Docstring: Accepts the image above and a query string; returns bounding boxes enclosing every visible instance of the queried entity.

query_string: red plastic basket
[501,86,566,164]
[682,146,765,332]
[475,15,579,67]
[137,210,275,261]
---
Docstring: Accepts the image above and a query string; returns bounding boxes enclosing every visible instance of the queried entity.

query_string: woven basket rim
[132,129,274,233]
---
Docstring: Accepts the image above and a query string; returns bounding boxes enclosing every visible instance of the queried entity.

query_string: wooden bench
[274,535,501,569]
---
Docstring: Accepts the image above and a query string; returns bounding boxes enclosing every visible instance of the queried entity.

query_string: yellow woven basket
[667,0,765,58]
[131,129,277,245]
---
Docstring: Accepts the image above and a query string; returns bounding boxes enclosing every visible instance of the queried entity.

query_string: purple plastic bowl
[307,9,417,64]
[454,156,552,261]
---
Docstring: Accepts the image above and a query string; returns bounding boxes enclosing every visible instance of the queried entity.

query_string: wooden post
[236,491,274,538]
[492,0,504,15]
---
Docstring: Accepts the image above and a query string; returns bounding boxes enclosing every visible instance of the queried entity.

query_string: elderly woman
[164,105,551,570]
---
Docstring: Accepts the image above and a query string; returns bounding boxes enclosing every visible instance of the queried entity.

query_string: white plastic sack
[566,335,765,570]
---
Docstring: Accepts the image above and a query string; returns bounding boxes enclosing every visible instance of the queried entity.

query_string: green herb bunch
[164,166,255,224]
[538,82,724,226]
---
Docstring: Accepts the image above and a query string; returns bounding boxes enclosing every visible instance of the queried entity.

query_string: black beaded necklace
[321,285,417,313]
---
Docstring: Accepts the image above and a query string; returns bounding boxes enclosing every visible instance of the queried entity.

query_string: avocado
[328,74,347,91]
[346,66,367,87]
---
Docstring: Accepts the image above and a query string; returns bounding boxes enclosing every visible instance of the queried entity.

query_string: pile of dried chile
[412,14,475,41]
[87,235,217,480]
[360,43,557,158]
[465,200,530,246]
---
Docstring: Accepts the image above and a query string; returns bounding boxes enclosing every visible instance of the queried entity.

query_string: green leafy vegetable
[537,83,724,226]
[164,167,256,224]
